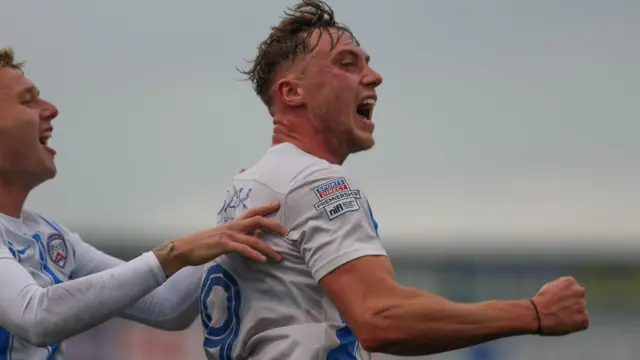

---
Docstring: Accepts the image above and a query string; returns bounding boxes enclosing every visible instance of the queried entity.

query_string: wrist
[519,299,542,335]
[153,240,184,278]
[528,299,543,335]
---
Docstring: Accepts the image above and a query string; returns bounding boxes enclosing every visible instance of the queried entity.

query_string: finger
[224,241,268,263]
[233,233,282,262]
[237,202,281,220]
[240,216,288,236]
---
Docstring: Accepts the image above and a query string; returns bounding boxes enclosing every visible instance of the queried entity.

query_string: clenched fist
[531,276,589,336]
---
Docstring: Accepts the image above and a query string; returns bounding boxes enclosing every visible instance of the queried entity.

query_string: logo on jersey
[218,187,252,224]
[200,264,242,359]
[313,178,361,220]
[47,233,67,268]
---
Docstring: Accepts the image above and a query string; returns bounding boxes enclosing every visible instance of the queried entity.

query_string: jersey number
[200,264,242,360]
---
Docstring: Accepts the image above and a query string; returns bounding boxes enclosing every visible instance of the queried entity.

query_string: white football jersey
[0,210,76,360]
[200,142,387,360]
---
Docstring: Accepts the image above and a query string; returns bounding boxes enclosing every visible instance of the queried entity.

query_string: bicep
[319,255,398,328]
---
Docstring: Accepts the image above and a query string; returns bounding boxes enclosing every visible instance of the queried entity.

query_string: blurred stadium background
[3,0,638,359]
[62,233,640,360]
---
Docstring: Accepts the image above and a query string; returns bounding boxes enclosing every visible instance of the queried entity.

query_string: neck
[0,180,28,218]
[271,113,348,165]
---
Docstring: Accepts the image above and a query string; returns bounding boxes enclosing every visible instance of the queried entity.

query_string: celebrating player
[202,1,589,359]
[0,47,287,360]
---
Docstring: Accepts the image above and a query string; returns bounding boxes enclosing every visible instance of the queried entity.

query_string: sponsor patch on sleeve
[313,177,361,220]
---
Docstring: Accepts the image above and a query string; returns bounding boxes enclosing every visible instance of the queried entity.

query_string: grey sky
[1,0,638,250]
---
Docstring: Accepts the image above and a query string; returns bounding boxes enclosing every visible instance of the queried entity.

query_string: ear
[275,77,305,107]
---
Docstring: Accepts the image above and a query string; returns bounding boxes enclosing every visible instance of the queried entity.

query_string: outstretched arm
[71,240,201,331]
[282,167,589,356]
[0,247,166,347]
[0,203,286,346]
[320,255,546,355]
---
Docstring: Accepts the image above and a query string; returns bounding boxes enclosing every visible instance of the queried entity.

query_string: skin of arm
[319,255,539,356]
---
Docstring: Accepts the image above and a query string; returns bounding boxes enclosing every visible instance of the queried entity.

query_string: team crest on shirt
[47,233,68,268]
[313,177,361,220]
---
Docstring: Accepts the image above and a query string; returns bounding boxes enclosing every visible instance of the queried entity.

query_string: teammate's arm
[70,240,202,331]
[283,168,588,356]
[0,246,165,347]
[0,204,286,347]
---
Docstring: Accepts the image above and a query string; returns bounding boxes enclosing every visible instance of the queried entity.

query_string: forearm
[365,288,538,355]
[73,241,199,330]
[0,252,165,347]
[119,265,202,330]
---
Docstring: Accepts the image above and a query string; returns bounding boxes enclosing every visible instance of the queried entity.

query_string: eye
[21,93,37,105]
[341,61,357,69]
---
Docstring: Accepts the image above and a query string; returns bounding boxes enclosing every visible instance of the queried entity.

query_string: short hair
[0,48,24,74]
[239,0,359,108]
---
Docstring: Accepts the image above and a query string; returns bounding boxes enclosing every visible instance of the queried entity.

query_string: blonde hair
[0,48,25,73]
[239,0,357,107]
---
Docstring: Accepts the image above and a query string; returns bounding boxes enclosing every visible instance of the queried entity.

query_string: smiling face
[0,65,59,189]
[293,28,383,154]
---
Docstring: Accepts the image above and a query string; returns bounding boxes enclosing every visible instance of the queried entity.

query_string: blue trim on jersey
[0,327,14,360]
[37,215,63,234]
[366,200,379,236]
[6,241,29,263]
[30,230,63,359]
[46,344,60,360]
[468,343,495,360]
[327,319,359,360]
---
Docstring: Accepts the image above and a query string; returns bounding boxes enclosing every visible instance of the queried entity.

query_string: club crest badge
[47,233,67,268]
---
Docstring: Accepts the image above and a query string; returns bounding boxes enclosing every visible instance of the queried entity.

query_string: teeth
[40,131,52,144]
[360,98,376,106]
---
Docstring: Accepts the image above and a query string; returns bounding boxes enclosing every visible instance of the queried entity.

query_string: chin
[349,135,375,154]
[41,165,57,181]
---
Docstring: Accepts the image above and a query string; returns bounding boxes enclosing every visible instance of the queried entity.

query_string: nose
[362,66,383,88]
[40,99,59,122]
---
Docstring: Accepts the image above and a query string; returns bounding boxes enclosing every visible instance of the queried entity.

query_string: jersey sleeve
[282,166,387,282]
[69,233,200,331]
[0,221,166,348]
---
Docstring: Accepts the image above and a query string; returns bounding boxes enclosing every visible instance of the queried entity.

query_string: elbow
[357,326,393,354]
[19,325,59,348]
[352,311,400,354]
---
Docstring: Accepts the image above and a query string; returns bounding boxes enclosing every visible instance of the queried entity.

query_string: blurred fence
[63,234,640,360]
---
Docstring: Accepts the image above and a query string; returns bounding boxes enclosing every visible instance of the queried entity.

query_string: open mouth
[356,98,376,122]
[39,130,56,155]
